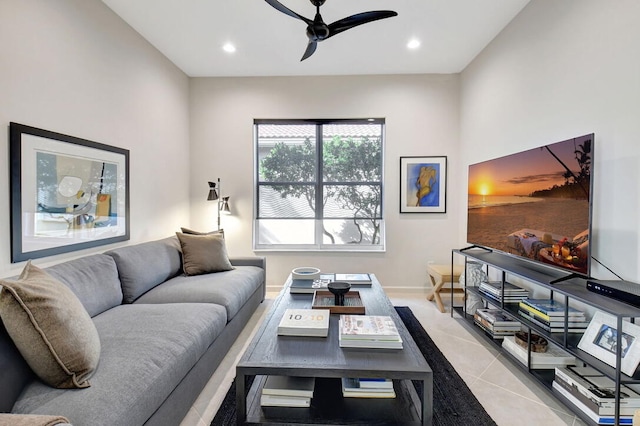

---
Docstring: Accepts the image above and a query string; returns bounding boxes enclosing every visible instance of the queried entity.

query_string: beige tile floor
[180,289,588,426]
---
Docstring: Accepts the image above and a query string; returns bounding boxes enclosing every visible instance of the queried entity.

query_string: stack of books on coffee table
[260,375,315,408]
[338,315,403,349]
[278,309,330,337]
[341,377,396,398]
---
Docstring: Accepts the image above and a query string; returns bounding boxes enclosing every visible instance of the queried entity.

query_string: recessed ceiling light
[223,43,236,53]
[407,39,421,50]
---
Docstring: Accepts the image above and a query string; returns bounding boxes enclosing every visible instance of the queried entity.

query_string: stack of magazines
[553,366,640,425]
[473,308,522,339]
[339,315,403,349]
[341,378,395,398]
[517,299,589,333]
[479,280,529,304]
[261,375,315,407]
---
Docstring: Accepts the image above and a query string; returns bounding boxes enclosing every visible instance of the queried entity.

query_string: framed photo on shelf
[578,311,640,376]
[10,122,130,262]
[399,156,447,213]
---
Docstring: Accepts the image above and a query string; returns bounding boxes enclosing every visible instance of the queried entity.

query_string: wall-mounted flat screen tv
[467,134,594,277]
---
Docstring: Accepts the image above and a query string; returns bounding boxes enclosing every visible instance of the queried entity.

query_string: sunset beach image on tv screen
[467,134,593,275]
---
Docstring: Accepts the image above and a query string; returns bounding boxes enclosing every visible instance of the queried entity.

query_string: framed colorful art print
[400,156,447,213]
[10,122,130,262]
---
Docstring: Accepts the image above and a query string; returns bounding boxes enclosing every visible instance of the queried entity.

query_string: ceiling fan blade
[300,41,318,61]
[264,0,313,25]
[327,10,397,38]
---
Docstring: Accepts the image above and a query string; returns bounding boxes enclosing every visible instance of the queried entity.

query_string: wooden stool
[427,264,464,313]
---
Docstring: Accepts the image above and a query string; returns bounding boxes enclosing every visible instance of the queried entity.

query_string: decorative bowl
[291,267,321,280]
[328,281,351,306]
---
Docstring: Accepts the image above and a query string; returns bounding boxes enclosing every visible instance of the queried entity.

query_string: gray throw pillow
[0,261,101,389]
[180,227,224,237]
[176,232,234,275]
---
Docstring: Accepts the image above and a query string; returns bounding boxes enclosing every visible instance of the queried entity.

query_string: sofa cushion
[12,303,226,426]
[134,266,264,320]
[0,262,100,389]
[45,254,122,317]
[105,237,182,303]
[0,321,35,412]
[176,232,234,275]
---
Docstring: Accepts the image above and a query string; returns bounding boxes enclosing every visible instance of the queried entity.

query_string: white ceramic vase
[461,261,486,315]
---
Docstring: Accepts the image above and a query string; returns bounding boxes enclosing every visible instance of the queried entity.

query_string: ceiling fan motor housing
[307,20,330,41]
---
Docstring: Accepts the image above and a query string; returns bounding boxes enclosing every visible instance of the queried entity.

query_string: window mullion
[315,124,324,245]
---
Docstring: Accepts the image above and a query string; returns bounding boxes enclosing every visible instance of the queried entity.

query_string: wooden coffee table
[235,274,433,425]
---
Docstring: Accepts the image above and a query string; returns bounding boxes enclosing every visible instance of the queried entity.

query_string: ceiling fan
[264,0,398,61]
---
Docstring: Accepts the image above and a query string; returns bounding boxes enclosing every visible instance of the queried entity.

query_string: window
[254,119,385,251]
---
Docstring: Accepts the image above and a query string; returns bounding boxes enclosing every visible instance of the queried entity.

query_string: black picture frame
[10,122,130,262]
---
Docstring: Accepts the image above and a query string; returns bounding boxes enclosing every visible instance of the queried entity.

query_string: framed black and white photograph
[10,122,130,262]
[578,311,640,376]
[399,156,447,213]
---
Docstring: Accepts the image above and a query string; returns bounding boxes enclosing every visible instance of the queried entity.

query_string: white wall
[0,0,191,277]
[190,75,461,289]
[460,0,640,282]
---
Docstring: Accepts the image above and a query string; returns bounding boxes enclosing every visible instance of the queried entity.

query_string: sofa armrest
[229,257,266,301]
[229,257,265,270]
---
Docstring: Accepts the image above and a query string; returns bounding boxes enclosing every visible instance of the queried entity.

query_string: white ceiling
[101,0,529,77]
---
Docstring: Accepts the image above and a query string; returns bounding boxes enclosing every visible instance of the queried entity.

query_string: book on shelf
[479,281,529,299]
[278,309,330,337]
[518,302,586,324]
[339,315,402,349]
[553,367,640,416]
[354,378,394,389]
[334,273,372,286]
[517,310,589,333]
[473,310,521,339]
[517,309,589,327]
[262,375,315,398]
[519,299,586,320]
[552,381,634,425]
[473,319,518,339]
[260,394,311,407]
[479,290,529,304]
[501,335,576,369]
[289,274,334,294]
[341,377,396,398]
[342,377,394,390]
[475,308,522,328]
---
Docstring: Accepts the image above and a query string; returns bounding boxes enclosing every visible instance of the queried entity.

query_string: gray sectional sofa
[0,236,266,426]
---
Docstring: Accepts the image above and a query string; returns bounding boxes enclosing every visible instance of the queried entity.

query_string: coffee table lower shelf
[243,375,424,425]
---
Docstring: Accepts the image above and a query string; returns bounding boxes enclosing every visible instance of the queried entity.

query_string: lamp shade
[220,196,231,213]
[207,181,219,201]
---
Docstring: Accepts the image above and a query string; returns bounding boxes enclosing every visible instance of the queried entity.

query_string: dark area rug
[212,306,496,425]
